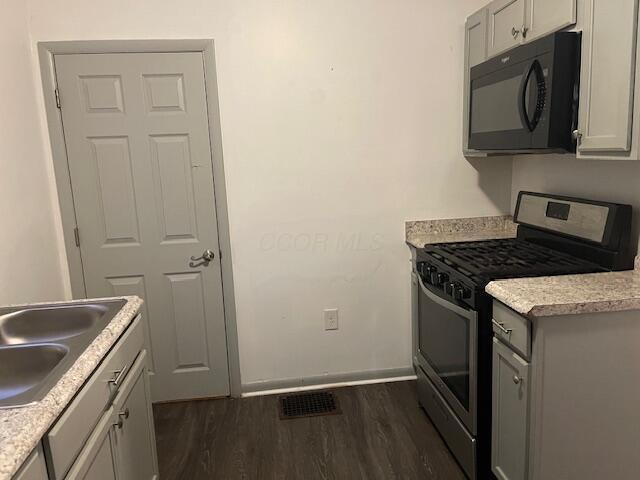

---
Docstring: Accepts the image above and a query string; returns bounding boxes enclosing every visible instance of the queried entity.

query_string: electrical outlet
[324,308,339,330]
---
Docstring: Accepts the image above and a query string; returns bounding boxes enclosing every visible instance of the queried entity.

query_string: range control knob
[445,282,456,295]
[436,272,449,286]
[454,285,471,301]
[428,267,439,285]
[418,263,433,279]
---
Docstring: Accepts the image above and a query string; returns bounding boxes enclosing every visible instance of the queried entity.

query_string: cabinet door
[525,0,576,42]
[492,338,530,480]
[13,444,48,480]
[112,350,159,480]
[65,408,118,480]
[463,8,489,153]
[577,0,639,154]
[488,0,526,57]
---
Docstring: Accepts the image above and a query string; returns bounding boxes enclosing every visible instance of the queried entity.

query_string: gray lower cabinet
[490,300,640,479]
[65,350,158,480]
[111,350,158,480]
[13,445,48,480]
[64,407,118,480]
[44,316,145,480]
[29,315,159,480]
[491,337,530,480]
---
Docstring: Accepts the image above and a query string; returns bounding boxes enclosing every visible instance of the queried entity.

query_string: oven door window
[418,285,471,410]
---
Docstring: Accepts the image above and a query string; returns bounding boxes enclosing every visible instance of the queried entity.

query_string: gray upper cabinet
[488,0,526,57]
[492,338,530,480]
[525,0,576,42]
[463,7,489,154]
[487,0,576,58]
[577,0,639,156]
[467,9,490,68]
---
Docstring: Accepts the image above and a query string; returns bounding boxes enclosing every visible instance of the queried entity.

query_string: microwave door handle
[518,60,546,132]
[529,60,546,131]
[518,61,535,131]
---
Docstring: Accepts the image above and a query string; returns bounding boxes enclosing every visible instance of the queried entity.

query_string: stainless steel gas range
[411,192,633,480]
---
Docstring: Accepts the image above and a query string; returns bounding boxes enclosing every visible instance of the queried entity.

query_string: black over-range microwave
[468,31,581,153]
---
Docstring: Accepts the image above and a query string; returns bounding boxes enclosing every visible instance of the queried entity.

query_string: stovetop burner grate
[425,238,604,282]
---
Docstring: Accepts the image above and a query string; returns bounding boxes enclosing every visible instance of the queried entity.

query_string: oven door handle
[417,275,476,321]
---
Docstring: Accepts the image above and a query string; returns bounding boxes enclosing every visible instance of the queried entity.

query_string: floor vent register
[279,391,341,419]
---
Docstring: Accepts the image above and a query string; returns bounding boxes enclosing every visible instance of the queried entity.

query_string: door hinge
[73,227,80,247]
[55,88,61,109]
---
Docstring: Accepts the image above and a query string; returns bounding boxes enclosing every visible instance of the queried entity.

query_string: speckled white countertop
[486,257,640,318]
[406,215,517,248]
[0,296,142,480]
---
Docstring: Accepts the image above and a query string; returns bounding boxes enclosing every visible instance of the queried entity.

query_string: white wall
[24,0,512,386]
[512,155,640,253]
[0,0,67,304]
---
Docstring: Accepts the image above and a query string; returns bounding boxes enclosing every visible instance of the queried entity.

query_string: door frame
[37,39,242,398]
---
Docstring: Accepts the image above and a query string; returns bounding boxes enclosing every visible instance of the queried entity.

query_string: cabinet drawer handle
[492,319,513,336]
[513,375,522,385]
[108,364,129,388]
[113,408,130,429]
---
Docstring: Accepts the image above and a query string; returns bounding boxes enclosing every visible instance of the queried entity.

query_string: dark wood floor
[153,381,465,480]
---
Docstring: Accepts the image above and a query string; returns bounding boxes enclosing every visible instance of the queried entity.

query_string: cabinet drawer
[45,315,144,480]
[492,301,530,359]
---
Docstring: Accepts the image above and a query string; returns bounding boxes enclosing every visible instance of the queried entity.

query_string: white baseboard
[241,366,416,398]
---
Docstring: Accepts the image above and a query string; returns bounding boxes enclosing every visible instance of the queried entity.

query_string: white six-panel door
[55,52,229,401]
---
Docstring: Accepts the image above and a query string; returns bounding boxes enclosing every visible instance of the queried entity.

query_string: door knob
[572,129,582,144]
[512,27,520,39]
[189,249,215,267]
[513,375,522,385]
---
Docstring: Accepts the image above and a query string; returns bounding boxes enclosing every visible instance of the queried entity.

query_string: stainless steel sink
[0,344,68,402]
[0,299,126,408]
[0,304,110,346]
